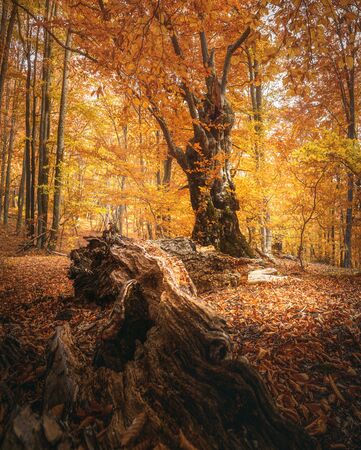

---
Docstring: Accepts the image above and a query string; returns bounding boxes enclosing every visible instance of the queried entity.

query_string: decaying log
[1,324,79,449]
[43,324,80,414]
[69,236,260,298]
[154,237,258,293]
[67,236,315,449]
[2,236,315,449]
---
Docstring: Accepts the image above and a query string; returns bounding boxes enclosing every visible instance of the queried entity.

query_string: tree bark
[246,47,272,255]
[186,95,253,257]
[37,0,54,247]
[24,25,32,235]
[16,154,25,232]
[0,82,10,217]
[0,1,10,58]
[0,3,16,119]
[66,235,313,449]
[344,172,353,268]
[2,236,315,449]
[3,81,17,224]
[30,25,40,237]
[340,39,356,268]
[49,29,72,249]
[151,28,254,258]
[343,109,356,268]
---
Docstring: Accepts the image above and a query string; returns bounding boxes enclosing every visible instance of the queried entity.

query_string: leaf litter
[0,248,360,448]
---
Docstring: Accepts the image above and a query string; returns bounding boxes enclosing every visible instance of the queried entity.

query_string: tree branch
[221,26,251,95]
[12,0,98,62]
[148,103,188,171]
[199,30,209,67]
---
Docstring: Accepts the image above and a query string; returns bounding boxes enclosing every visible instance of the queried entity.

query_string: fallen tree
[2,236,315,449]
[154,237,260,293]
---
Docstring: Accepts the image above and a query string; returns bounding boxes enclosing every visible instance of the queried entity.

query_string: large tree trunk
[2,236,314,449]
[152,29,254,258]
[187,96,253,258]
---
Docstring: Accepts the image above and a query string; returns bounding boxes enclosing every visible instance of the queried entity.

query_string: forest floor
[0,222,360,449]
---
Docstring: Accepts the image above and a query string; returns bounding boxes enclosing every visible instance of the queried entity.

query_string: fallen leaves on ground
[0,234,360,448]
[203,260,361,449]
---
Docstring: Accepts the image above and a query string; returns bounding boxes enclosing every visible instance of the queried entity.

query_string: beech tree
[50,28,72,249]
[1,0,361,264]
[37,0,55,247]
[63,0,263,257]
[280,0,361,267]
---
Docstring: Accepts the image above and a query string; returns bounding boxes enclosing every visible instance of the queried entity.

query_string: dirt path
[0,226,360,448]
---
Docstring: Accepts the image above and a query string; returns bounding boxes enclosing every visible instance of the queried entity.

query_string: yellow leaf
[345,56,354,69]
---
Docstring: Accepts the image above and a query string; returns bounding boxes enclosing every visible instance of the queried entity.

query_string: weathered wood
[69,236,315,449]
[1,324,78,449]
[155,237,256,293]
[2,236,315,449]
[43,323,80,414]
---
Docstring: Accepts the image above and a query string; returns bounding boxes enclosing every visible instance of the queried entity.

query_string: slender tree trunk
[0,0,8,206]
[37,0,54,247]
[3,81,17,224]
[155,131,173,237]
[0,1,9,58]
[16,154,26,232]
[24,28,32,235]
[30,26,39,237]
[344,172,354,268]
[0,142,5,214]
[156,153,173,238]
[0,3,16,118]
[117,125,129,235]
[49,29,72,249]
[246,48,272,254]
[331,210,336,265]
[0,81,10,216]
[118,176,126,234]
[343,65,356,268]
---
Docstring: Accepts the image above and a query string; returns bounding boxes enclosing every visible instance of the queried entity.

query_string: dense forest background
[0,0,360,267]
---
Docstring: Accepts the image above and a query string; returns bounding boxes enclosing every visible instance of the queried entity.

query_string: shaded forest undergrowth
[0,223,361,449]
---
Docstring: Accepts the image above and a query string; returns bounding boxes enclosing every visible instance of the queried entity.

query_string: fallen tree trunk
[2,236,315,449]
[67,236,314,449]
[154,237,260,293]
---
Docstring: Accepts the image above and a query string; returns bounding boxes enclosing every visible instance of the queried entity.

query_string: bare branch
[12,0,97,62]
[170,32,183,58]
[199,31,209,67]
[221,26,251,95]
[148,103,188,171]
[169,31,200,119]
